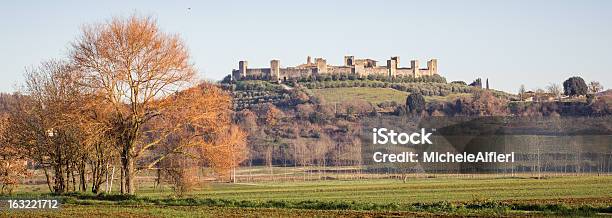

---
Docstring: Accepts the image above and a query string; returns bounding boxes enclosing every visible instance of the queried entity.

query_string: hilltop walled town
[232,56,438,82]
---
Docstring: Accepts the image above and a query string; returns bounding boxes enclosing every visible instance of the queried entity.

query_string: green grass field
[5,175,612,217]
[312,87,409,105]
[141,176,612,205]
[6,205,433,218]
[311,87,471,105]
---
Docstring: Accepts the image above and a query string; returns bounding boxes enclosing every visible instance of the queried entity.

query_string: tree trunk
[91,144,106,194]
[54,164,65,194]
[71,169,76,192]
[120,164,124,194]
[43,168,53,193]
[122,149,135,195]
[79,160,87,192]
[104,163,109,193]
[109,166,115,193]
[120,117,140,195]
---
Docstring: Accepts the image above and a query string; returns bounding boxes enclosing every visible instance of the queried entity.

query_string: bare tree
[588,81,603,94]
[546,83,562,101]
[0,113,30,195]
[148,84,247,182]
[159,154,199,197]
[71,15,196,194]
[5,61,89,194]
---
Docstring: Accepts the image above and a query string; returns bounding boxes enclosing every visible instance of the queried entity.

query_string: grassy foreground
[4,176,612,217]
[135,176,612,205]
[5,205,431,218]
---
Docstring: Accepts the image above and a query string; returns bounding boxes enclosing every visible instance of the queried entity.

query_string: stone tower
[427,59,438,75]
[239,61,248,79]
[316,58,327,74]
[391,56,400,68]
[411,60,420,77]
[270,60,280,81]
[353,62,364,76]
[344,56,355,66]
[387,58,397,77]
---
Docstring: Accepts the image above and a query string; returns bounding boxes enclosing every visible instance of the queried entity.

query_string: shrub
[160,156,200,197]
[406,93,426,113]
[563,76,588,96]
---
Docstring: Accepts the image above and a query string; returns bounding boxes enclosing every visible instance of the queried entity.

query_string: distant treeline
[302,81,474,97]
[295,73,447,84]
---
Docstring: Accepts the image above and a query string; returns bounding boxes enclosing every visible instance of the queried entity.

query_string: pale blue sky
[1,0,610,93]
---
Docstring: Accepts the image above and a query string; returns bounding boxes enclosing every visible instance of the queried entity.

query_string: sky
[1,0,610,93]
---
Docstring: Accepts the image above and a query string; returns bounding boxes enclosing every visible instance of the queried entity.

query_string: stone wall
[232,56,439,82]
[244,68,271,79]
[278,68,314,81]
[360,66,388,76]
[327,66,352,75]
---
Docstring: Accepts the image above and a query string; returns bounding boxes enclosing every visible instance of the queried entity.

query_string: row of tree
[296,73,447,84]
[518,77,605,101]
[301,80,477,97]
[0,15,245,195]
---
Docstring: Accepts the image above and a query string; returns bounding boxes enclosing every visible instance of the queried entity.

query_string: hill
[226,79,509,111]
[310,87,472,106]
[597,89,612,104]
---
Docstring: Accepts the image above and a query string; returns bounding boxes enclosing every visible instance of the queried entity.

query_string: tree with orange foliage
[254,103,284,126]
[149,83,246,189]
[201,125,247,181]
[3,61,92,194]
[456,90,508,116]
[76,95,119,194]
[0,113,30,195]
[3,14,245,195]
[71,15,196,194]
